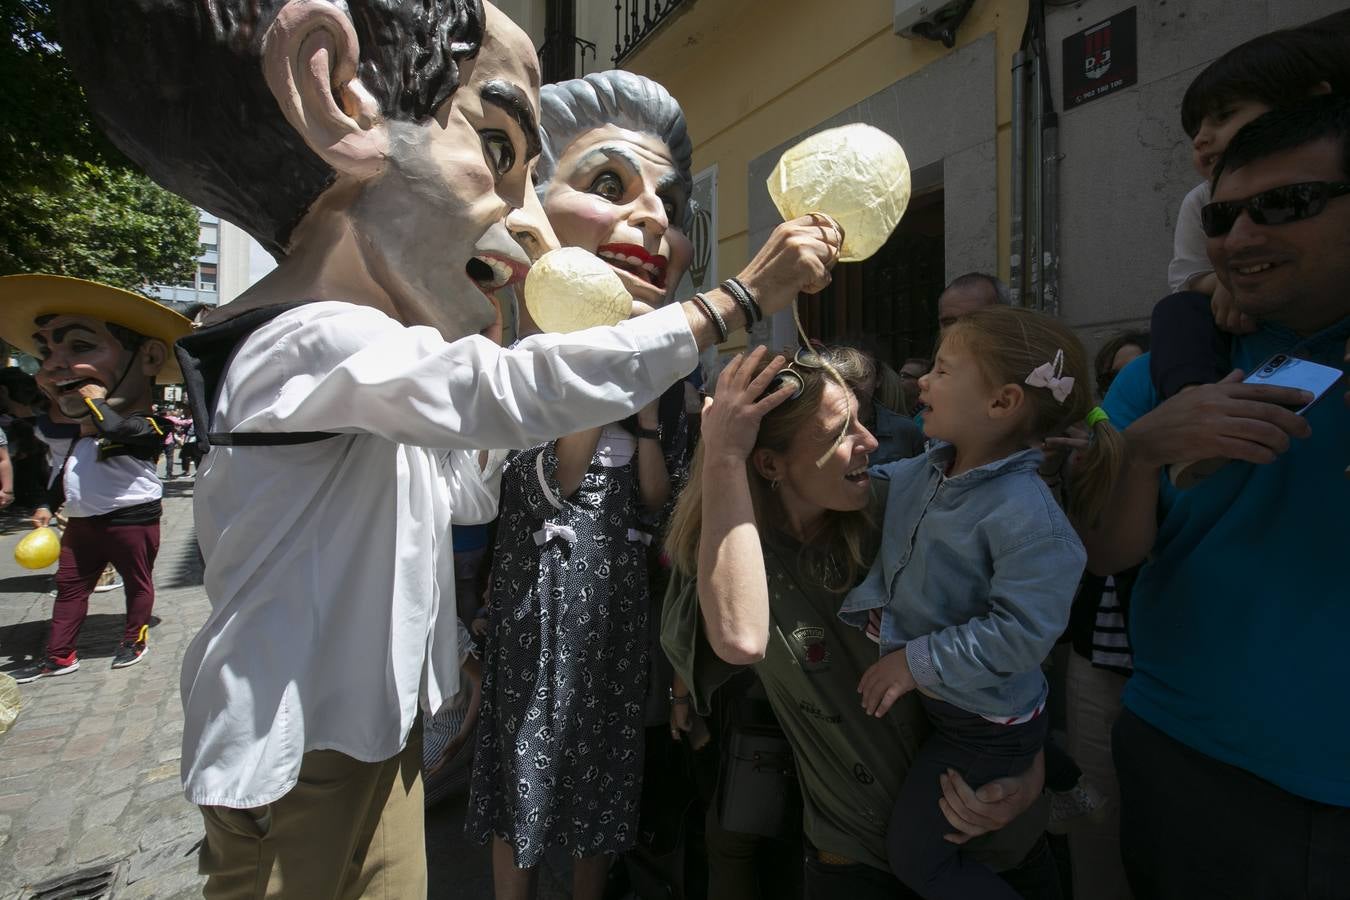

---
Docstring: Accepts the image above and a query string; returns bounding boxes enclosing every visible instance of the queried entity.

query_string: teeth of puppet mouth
[597,250,664,286]
[468,255,515,290]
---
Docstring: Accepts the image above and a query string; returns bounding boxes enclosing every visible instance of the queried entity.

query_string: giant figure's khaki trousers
[197,720,425,900]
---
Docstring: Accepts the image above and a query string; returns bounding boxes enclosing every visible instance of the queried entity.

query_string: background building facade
[497,0,1347,364]
[148,210,259,309]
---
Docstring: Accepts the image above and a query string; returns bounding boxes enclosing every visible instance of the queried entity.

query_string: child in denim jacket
[840,307,1122,900]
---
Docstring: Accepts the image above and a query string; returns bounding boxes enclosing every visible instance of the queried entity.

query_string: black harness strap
[174,302,339,453]
[205,431,336,447]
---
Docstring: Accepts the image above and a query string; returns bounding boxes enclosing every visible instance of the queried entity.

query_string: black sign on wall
[1063,7,1138,109]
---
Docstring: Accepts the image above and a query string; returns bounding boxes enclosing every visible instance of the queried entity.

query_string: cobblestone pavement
[0,479,570,900]
[0,479,208,899]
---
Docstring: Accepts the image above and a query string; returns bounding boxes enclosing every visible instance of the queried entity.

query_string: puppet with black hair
[0,275,190,682]
[55,2,841,892]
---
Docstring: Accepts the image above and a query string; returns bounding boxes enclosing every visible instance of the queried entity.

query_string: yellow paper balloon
[14,527,60,570]
[767,123,911,262]
[524,248,632,334]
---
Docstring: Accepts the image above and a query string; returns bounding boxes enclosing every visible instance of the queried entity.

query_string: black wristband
[693,292,729,343]
[722,277,762,325]
[634,425,661,441]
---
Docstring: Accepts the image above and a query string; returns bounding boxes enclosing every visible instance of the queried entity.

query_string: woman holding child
[663,307,1121,898]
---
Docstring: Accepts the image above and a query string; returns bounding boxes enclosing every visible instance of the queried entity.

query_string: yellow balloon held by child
[15,527,61,570]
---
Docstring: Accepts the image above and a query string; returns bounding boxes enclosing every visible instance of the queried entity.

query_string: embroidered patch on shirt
[791,623,831,671]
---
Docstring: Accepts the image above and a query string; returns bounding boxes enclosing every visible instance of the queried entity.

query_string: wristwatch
[635,425,662,441]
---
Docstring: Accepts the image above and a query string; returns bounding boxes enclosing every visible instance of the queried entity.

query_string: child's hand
[858,649,916,717]
[1211,283,1257,335]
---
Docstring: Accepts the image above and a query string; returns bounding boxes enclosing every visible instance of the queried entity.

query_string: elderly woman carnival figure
[466,71,695,900]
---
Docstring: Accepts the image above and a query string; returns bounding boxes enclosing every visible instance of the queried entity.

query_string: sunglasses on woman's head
[764,346,830,401]
[1200,181,1350,237]
[761,346,855,468]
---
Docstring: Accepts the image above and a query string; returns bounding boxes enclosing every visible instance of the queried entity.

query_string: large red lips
[597,243,668,289]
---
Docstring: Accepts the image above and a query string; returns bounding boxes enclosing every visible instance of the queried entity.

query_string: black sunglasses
[1200,181,1350,237]
[764,346,831,401]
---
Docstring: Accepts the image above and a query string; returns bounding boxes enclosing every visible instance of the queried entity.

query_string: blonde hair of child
[943,307,1124,526]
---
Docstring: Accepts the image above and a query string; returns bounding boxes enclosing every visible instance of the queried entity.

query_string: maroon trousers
[48,516,160,659]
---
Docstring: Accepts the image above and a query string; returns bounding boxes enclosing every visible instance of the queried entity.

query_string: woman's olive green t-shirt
[661,527,1047,872]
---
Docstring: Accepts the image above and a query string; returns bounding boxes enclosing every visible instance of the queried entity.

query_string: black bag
[174,303,339,451]
[716,723,801,839]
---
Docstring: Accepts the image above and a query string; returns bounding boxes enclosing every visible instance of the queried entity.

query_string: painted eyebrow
[655,171,683,195]
[32,324,98,346]
[572,145,644,177]
[481,80,541,161]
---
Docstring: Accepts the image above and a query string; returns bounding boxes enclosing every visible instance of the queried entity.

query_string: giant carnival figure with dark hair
[56,2,843,895]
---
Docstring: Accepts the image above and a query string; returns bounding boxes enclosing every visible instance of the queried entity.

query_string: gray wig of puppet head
[56,0,485,259]
[536,71,694,229]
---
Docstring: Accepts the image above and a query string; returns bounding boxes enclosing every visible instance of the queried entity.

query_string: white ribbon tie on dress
[534,522,578,546]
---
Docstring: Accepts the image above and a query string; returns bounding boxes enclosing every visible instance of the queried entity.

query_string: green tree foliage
[0,0,200,293]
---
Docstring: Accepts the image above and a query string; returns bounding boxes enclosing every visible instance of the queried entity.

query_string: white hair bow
[534,523,578,546]
[1025,349,1075,404]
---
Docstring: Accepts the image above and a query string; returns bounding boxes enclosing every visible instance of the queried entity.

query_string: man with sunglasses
[1078,97,1350,898]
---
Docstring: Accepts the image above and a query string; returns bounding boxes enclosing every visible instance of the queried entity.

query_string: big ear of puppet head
[54,1,541,343]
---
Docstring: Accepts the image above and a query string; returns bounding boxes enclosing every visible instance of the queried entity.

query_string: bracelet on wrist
[722,277,762,325]
[692,292,729,344]
[668,690,691,706]
[634,425,661,441]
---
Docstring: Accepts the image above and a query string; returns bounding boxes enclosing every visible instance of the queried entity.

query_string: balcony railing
[538,31,597,83]
[613,0,689,65]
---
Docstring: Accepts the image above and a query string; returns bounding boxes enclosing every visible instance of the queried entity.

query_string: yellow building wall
[615,0,1027,344]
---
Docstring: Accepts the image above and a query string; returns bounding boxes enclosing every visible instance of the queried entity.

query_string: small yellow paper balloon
[15,527,60,570]
[767,123,911,263]
[524,248,632,334]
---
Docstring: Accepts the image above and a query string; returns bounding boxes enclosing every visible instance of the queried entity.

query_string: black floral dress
[466,425,651,866]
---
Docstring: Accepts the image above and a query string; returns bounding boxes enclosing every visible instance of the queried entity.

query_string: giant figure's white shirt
[181,300,697,808]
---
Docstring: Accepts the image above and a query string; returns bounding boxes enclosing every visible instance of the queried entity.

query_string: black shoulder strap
[174,302,339,453]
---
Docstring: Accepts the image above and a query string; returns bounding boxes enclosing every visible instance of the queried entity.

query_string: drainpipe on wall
[1041,106,1061,318]
[1010,48,1028,308]
[1013,0,1061,315]
[1033,0,1061,318]
[1028,46,1044,310]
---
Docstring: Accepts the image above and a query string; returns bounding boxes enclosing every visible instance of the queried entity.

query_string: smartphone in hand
[1173,353,1344,489]
[1242,353,1344,414]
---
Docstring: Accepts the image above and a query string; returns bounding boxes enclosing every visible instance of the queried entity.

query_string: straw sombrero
[0,274,193,383]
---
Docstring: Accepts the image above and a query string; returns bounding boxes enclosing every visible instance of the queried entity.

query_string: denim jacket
[840,442,1086,719]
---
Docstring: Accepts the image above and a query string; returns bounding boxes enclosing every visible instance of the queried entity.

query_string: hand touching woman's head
[665,345,878,592]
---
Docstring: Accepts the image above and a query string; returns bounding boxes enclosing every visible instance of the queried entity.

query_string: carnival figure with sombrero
[0,274,191,682]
